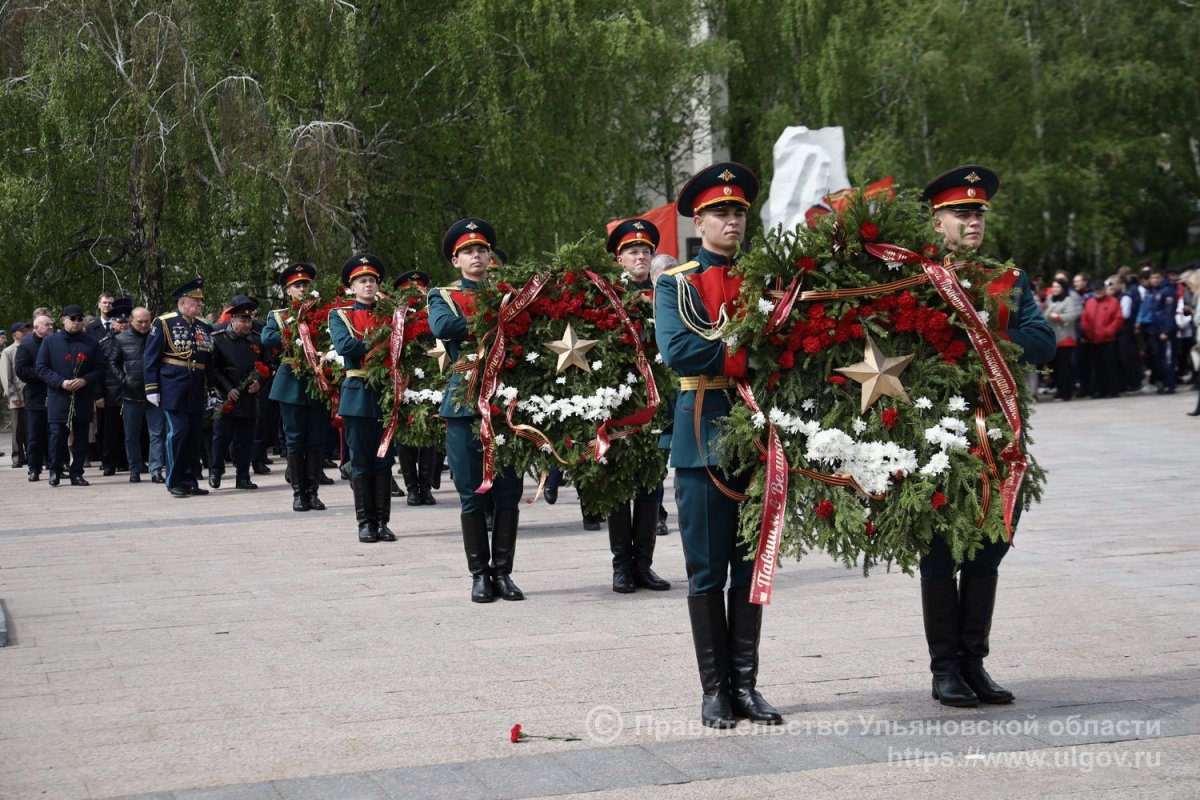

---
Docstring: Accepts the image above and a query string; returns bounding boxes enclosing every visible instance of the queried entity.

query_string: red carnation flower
[562,272,577,285]
[922,244,940,259]
[504,359,517,369]
[859,222,879,242]
[828,375,846,386]
[489,404,502,416]
[779,351,795,370]
[767,372,782,391]
[796,256,817,272]
[221,401,234,415]
[565,436,574,448]
[865,521,876,535]
[815,499,835,519]
[881,406,898,429]
[931,492,948,510]
[510,724,523,743]
[497,282,514,293]
[802,336,823,354]
[254,362,270,377]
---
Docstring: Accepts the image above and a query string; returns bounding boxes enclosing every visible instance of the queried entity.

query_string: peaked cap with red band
[921,165,999,212]
[341,252,385,288]
[676,161,759,216]
[605,218,660,256]
[278,262,317,289]
[442,217,497,263]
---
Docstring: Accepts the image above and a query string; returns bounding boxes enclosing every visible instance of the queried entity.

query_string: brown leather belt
[162,356,202,370]
[678,375,734,391]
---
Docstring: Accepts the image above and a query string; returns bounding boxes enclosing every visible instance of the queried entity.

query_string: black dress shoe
[70,476,90,486]
[169,487,189,498]
[251,462,271,475]
[543,485,558,505]
[209,473,221,489]
[635,566,671,591]
[129,473,141,483]
[151,472,164,484]
[1188,409,1200,417]
[234,479,258,490]
[318,471,334,485]
[27,472,39,482]
[102,466,116,477]
[322,458,336,468]
[189,486,210,496]
[48,472,60,486]
[656,519,669,536]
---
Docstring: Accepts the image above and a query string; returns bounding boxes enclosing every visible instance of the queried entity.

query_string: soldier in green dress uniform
[654,163,782,728]
[428,218,525,603]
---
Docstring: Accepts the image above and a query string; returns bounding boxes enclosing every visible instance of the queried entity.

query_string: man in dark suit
[35,305,104,485]
[14,313,53,480]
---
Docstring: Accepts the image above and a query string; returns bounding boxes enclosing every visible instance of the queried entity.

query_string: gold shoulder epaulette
[665,261,699,276]
[157,311,179,321]
[436,287,461,317]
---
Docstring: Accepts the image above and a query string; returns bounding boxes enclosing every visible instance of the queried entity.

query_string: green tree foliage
[721,0,1199,275]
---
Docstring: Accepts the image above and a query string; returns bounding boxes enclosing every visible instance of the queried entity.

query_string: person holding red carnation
[428,218,526,603]
[207,295,265,491]
[916,166,1055,709]
[655,162,783,729]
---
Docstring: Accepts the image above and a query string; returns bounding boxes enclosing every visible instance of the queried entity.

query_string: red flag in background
[606,201,679,259]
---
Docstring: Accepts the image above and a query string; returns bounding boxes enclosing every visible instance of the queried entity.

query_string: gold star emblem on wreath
[718,169,736,182]
[965,171,981,184]
[834,333,915,414]
[426,339,450,373]
[543,322,599,373]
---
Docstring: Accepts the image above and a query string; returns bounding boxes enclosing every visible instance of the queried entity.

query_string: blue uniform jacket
[143,311,213,413]
[261,309,320,406]
[34,330,104,424]
[427,279,479,419]
[654,248,748,468]
[328,302,384,419]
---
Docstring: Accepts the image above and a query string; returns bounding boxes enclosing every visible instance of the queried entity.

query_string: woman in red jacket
[1081,278,1125,398]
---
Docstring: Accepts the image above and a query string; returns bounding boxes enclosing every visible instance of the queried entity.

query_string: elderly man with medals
[329,253,396,544]
[654,163,783,728]
[428,218,526,603]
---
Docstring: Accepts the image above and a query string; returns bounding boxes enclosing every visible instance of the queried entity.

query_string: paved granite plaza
[1,391,1198,800]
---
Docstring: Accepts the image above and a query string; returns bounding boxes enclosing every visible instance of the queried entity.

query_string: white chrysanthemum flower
[540,443,553,453]
[801,399,815,412]
[852,418,867,434]
[625,372,638,384]
[751,412,766,429]
[885,261,903,272]
[598,456,609,465]
[920,452,951,476]
[938,416,968,434]
[555,376,567,385]
[413,367,425,379]
[947,395,968,412]
[987,427,1003,440]
[757,298,776,314]
[466,353,479,363]
[914,396,933,410]
[591,360,602,370]
[310,290,321,298]
[960,278,972,289]
[654,352,664,363]
[977,309,990,324]
[525,352,539,362]
[493,434,506,446]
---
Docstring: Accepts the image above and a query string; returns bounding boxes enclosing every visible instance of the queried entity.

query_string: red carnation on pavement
[881,406,898,429]
[815,499,835,518]
[859,222,879,242]
[510,724,524,743]
[931,492,948,509]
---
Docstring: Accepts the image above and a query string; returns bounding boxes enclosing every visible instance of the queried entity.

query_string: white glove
[146,392,160,407]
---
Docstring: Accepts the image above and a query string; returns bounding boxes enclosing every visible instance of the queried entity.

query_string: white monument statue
[760,126,850,235]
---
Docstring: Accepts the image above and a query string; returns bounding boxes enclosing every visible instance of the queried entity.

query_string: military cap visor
[227,294,259,315]
[606,218,660,256]
[393,270,432,289]
[341,253,385,287]
[442,218,498,262]
[110,298,134,321]
[676,162,759,216]
[172,278,205,299]
[921,165,1000,211]
[61,304,85,317]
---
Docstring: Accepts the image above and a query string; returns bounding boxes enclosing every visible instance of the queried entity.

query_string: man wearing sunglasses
[34,304,103,486]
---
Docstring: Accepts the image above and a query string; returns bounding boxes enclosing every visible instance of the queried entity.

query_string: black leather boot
[430,450,444,490]
[959,574,1014,704]
[687,593,737,728]
[352,475,377,543]
[417,447,437,505]
[373,473,396,541]
[490,508,524,600]
[606,504,637,593]
[289,451,309,512]
[399,446,421,506]
[727,587,782,724]
[632,497,671,590]
[462,512,495,603]
[921,577,978,707]
[304,449,326,510]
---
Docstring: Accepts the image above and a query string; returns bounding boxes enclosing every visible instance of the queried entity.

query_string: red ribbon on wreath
[376,307,409,458]
[865,243,1027,542]
[297,300,341,425]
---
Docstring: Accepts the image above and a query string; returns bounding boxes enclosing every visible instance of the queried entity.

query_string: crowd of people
[1034,264,1200,411]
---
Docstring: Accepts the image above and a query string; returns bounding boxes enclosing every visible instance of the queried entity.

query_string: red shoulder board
[987,268,1021,333]
[450,289,477,318]
[685,266,743,323]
